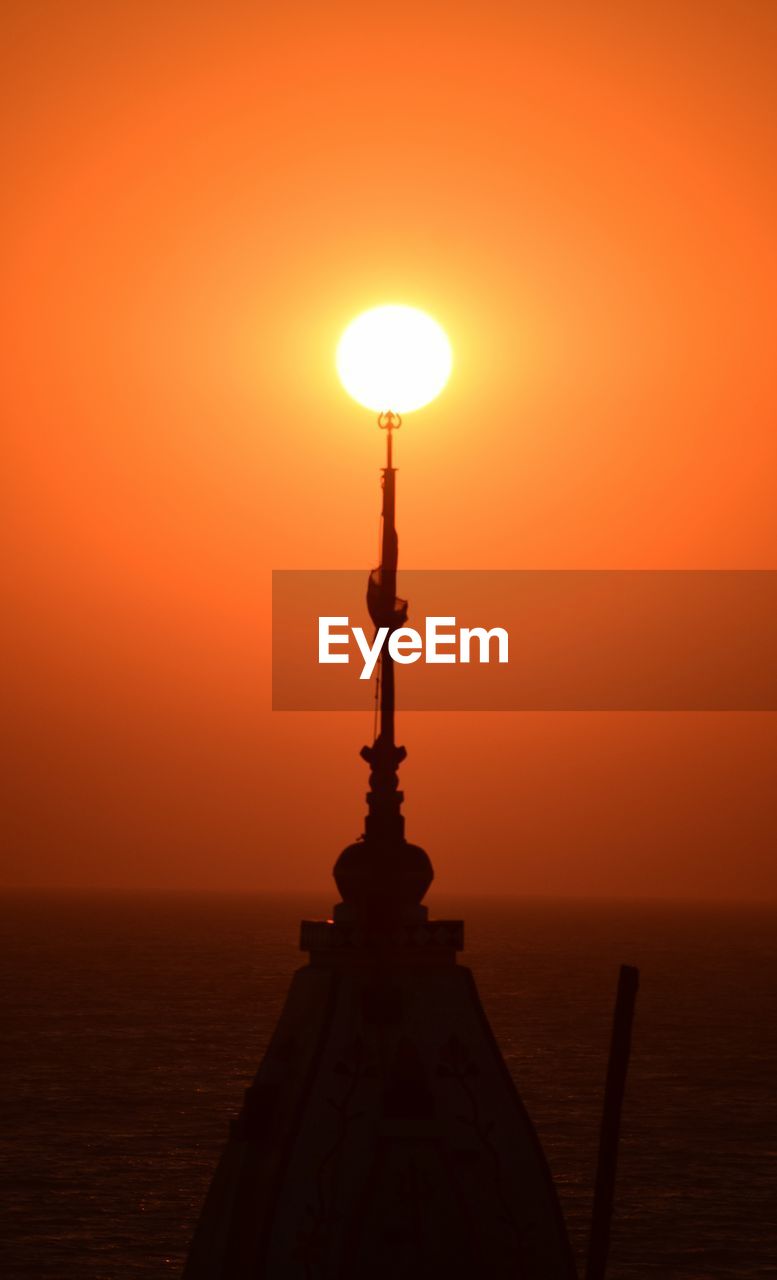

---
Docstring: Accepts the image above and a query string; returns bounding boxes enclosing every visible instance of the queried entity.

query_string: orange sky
[3,1,776,899]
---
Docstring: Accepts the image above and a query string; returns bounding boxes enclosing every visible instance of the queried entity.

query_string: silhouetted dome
[334,838,433,914]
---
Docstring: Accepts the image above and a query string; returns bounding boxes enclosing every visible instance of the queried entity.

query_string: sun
[336,305,452,414]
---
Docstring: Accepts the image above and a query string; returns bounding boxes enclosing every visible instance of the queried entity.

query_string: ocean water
[1,892,775,1279]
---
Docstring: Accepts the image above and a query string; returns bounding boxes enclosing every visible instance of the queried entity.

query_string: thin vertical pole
[585,964,639,1280]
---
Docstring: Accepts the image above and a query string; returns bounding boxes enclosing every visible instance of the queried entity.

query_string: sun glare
[336,305,452,414]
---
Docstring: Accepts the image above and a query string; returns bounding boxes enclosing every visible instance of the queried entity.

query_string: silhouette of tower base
[183,902,576,1279]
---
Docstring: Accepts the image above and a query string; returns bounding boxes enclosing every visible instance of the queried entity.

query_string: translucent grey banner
[272,570,777,711]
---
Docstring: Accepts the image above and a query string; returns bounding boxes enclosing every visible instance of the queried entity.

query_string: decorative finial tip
[378,410,402,431]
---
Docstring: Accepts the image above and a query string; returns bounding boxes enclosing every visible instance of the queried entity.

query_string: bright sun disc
[336,305,452,414]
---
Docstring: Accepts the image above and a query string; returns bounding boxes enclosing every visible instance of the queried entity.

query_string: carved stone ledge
[299,918,464,955]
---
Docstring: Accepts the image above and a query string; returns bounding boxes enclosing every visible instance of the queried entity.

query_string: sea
[1,892,776,1279]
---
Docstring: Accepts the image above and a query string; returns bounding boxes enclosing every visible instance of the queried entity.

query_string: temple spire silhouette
[335,411,433,920]
[183,414,578,1280]
[361,410,407,839]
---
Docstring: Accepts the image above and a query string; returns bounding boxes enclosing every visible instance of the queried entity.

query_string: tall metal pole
[586,964,640,1280]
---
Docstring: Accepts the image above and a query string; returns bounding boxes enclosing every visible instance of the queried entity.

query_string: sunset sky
[4,1,776,899]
